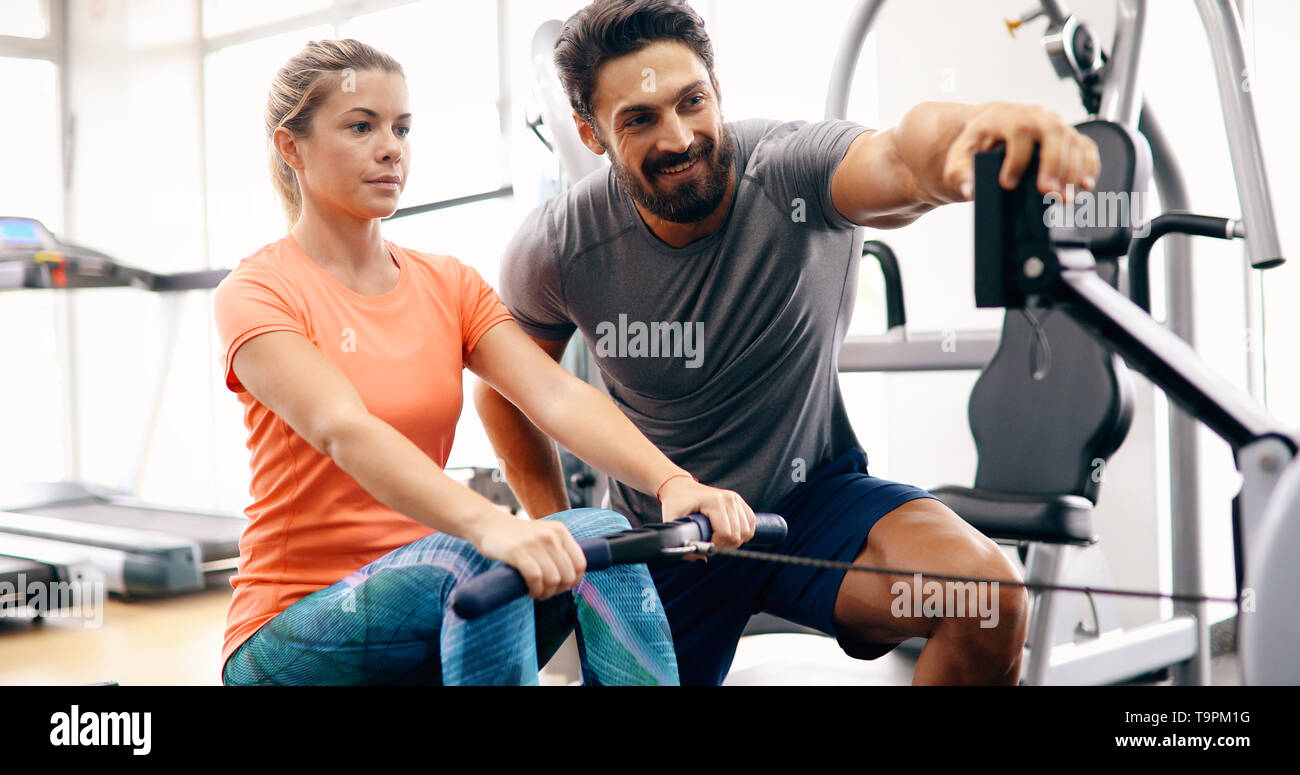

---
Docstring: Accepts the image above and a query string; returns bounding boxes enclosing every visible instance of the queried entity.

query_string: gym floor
[0,572,598,685]
[0,572,236,686]
[0,573,1242,686]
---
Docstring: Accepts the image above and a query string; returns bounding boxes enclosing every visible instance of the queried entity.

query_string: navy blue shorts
[648,447,937,686]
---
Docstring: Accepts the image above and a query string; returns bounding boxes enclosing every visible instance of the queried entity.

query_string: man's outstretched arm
[830,101,1101,229]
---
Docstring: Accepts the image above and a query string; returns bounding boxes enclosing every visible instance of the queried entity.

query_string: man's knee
[933,538,1030,650]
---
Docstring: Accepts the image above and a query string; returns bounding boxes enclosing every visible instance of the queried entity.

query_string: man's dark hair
[554,0,716,131]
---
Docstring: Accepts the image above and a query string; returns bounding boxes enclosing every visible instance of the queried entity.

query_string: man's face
[585,40,733,224]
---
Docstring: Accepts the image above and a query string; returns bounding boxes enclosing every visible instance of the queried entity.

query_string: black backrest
[1065,120,1153,258]
[970,300,1135,502]
[967,121,1149,502]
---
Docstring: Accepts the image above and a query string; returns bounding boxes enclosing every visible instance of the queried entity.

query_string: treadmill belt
[0,555,55,584]
[17,500,246,562]
[0,555,57,609]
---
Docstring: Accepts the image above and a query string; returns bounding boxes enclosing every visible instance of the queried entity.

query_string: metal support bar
[1193,0,1285,271]
[1097,0,1146,126]
[1139,104,1210,686]
[384,186,514,221]
[839,330,1000,373]
[824,0,885,120]
[1060,263,1285,452]
[1039,617,1199,685]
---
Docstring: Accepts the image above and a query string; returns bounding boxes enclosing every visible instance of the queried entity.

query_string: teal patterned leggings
[223,509,679,685]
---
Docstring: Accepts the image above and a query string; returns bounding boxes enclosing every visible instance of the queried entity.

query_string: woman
[214,39,756,685]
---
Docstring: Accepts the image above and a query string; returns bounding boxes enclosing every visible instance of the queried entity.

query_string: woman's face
[281,69,411,222]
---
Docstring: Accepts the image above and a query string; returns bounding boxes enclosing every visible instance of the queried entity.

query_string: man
[475,0,1100,686]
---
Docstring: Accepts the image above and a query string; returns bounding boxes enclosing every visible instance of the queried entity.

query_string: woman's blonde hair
[265,39,404,227]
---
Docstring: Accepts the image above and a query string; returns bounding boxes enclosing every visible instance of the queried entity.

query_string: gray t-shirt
[501,118,872,527]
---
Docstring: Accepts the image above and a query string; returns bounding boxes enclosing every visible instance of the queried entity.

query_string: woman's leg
[533,508,679,686]
[223,530,540,686]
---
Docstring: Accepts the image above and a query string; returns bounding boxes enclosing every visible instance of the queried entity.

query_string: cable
[686,543,1241,606]
[1022,307,1054,381]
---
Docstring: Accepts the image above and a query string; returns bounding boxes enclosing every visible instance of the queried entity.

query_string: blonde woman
[213,39,756,686]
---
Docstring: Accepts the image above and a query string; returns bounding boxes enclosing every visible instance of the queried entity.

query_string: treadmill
[0,506,203,597]
[0,533,106,617]
[0,215,243,595]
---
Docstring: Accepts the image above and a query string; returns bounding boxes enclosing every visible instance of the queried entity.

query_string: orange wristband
[655,472,696,502]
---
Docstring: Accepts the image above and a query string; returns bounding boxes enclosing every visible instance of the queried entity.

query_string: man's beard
[609,125,736,224]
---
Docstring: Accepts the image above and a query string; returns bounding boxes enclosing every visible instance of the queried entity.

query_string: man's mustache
[645,139,714,175]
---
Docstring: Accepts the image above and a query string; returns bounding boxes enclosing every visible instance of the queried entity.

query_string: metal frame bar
[0,0,57,61]
[1022,542,1199,685]
[838,331,999,373]
[0,34,58,59]
[1038,617,1199,685]
[1193,0,1284,271]
[824,0,885,121]
[385,186,514,221]
[1058,262,1286,451]
[52,0,80,483]
[496,0,513,189]
[1097,0,1146,127]
[1138,104,1210,685]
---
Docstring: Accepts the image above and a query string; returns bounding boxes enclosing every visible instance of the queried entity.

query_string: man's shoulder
[730,117,794,142]
[730,117,813,153]
[512,169,636,263]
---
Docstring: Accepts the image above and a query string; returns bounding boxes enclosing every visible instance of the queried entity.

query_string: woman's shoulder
[213,237,303,307]
[241,236,300,273]
[391,241,454,267]
[218,237,299,286]
[389,242,483,282]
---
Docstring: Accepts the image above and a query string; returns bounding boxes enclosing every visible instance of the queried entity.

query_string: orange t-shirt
[212,234,513,670]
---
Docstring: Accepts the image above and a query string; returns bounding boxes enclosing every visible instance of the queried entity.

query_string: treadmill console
[0,217,56,253]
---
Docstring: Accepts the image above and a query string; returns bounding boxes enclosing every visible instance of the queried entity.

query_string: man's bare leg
[831,498,1029,685]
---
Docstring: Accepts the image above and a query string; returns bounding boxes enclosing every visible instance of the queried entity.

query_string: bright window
[0,0,49,39]
[0,57,61,230]
[0,54,64,482]
[339,2,505,205]
[202,0,333,39]
[204,25,335,265]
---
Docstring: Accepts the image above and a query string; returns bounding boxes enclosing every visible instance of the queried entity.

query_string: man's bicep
[829,128,925,228]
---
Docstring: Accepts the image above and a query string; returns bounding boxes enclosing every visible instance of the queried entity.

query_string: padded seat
[930,486,1097,545]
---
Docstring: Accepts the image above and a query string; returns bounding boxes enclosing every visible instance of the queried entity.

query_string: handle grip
[450,536,610,621]
[675,511,787,547]
[450,512,787,620]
